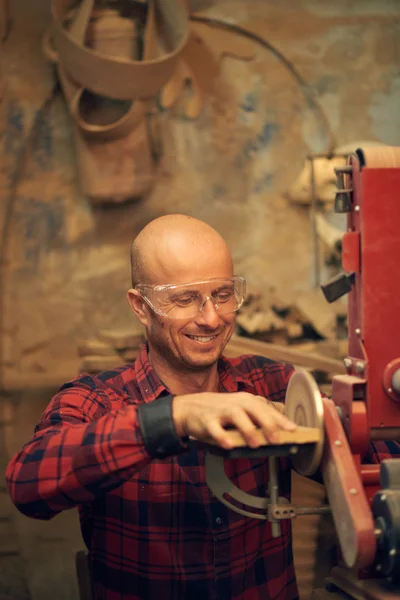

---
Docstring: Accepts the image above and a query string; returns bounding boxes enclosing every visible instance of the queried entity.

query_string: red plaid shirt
[6,345,299,600]
[7,345,399,599]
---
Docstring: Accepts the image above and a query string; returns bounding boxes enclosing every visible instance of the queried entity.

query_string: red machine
[202,146,400,599]
[317,145,400,596]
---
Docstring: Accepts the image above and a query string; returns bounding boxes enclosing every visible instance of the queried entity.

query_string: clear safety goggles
[136,276,246,319]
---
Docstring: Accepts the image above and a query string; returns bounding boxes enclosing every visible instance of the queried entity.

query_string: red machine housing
[328,148,400,567]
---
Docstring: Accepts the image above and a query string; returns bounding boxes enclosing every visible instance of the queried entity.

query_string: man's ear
[127,289,149,326]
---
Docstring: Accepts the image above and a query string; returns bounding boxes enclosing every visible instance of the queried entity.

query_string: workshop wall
[1,0,400,388]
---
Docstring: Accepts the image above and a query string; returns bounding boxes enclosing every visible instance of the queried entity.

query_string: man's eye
[214,291,234,303]
[173,294,198,307]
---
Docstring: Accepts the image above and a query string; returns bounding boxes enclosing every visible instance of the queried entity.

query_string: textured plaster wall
[1,0,400,387]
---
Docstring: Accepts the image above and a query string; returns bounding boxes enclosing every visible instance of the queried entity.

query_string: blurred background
[0,0,399,598]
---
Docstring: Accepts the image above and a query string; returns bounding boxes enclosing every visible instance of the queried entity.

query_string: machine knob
[383,359,400,401]
[372,489,400,580]
[391,369,400,394]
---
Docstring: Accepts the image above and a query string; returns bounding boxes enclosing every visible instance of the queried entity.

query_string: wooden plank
[80,355,124,373]
[77,338,117,357]
[97,329,144,350]
[199,425,320,448]
[225,335,345,375]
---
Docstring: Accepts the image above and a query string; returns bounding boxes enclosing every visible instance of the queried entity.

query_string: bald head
[130,215,233,287]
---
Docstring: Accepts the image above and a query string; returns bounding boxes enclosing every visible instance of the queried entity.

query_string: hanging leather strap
[45,0,189,140]
[51,0,190,100]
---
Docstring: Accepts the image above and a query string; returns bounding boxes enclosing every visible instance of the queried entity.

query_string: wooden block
[201,425,321,449]
[80,355,123,374]
[78,338,117,357]
[98,329,145,350]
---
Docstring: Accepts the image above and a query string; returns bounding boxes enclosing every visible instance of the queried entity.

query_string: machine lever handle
[321,272,355,303]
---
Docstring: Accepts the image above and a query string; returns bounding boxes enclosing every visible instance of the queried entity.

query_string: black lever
[321,272,355,303]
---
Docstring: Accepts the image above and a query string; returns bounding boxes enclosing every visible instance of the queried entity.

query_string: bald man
[7,215,300,600]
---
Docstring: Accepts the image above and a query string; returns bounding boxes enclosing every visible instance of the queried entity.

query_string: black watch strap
[137,395,188,459]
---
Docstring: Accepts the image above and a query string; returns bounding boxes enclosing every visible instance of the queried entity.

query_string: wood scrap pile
[237,283,347,353]
[78,328,145,374]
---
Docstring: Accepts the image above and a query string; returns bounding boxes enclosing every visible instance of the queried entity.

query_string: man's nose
[197,296,220,327]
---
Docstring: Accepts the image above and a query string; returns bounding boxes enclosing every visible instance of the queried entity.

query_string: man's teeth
[187,335,217,342]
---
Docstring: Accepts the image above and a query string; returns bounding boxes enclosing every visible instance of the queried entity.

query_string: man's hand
[172,392,296,449]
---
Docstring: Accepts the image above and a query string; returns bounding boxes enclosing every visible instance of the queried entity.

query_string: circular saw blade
[285,370,324,476]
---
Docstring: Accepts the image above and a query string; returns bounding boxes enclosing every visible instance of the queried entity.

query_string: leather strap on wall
[51,0,190,101]
[45,1,190,141]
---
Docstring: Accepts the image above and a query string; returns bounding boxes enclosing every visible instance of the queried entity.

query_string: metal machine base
[313,567,400,600]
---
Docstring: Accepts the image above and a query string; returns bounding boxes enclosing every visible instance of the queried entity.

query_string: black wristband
[137,395,188,459]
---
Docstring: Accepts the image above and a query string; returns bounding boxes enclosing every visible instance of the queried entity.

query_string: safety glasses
[136,276,246,319]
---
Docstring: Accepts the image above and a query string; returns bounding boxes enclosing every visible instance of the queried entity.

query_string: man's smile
[185,334,219,343]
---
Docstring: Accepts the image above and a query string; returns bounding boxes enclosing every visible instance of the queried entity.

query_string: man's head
[128,214,242,375]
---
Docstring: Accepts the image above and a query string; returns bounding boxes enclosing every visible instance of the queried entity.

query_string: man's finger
[242,406,291,443]
[265,400,286,415]
[274,412,297,431]
[252,396,297,430]
[206,421,235,450]
[227,411,265,448]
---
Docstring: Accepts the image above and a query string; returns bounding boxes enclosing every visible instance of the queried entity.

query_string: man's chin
[183,350,221,371]
[179,332,231,370]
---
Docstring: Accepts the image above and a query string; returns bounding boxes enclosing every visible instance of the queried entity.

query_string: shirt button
[215,517,222,526]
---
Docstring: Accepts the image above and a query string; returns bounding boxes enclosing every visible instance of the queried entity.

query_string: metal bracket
[269,503,331,520]
[205,453,288,523]
[205,453,331,538]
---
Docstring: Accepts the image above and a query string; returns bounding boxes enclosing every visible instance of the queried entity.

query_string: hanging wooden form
[45,0,258,203]
[45,0,190,203]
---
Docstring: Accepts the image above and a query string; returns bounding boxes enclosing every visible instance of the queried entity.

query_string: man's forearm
[6,404,150,519]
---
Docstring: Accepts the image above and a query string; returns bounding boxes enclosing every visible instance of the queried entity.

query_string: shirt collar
[134,343,257,400]
[134,343,171,403]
